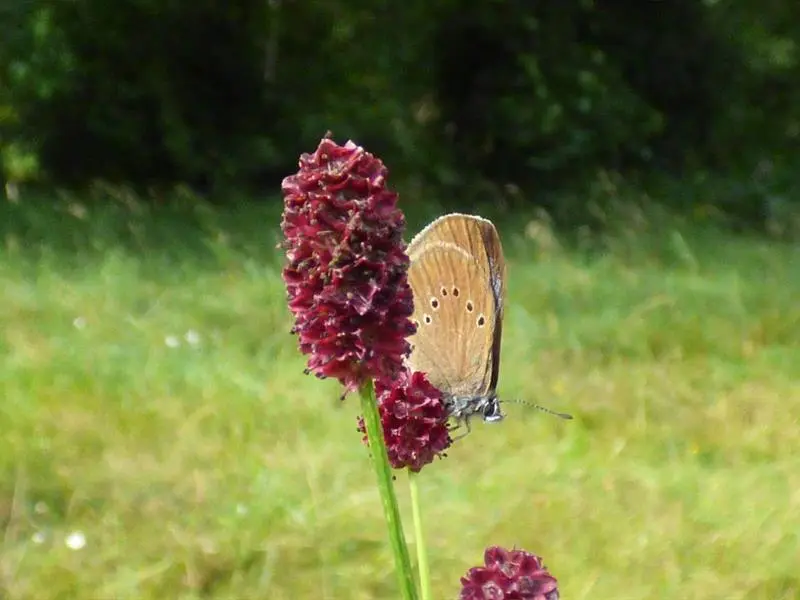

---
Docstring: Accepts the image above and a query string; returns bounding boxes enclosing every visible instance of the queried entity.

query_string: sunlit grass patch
[1,195,798,599]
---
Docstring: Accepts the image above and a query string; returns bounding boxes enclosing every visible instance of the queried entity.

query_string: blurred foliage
[0,0,798,216]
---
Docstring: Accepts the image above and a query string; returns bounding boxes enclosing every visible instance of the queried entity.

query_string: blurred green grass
[1,192,799,600]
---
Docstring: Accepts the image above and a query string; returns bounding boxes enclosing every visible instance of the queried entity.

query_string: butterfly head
[480,394,504,423]
[445,392,504,427]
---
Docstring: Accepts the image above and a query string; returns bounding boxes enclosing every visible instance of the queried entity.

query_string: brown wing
[406,214,506,397]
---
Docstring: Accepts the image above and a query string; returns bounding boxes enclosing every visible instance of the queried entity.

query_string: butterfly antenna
[507,399,573,420]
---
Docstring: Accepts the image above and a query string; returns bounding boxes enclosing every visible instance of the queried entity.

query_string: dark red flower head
[359,368,452,472]
[460,546,559,600]
[281,137,415,393]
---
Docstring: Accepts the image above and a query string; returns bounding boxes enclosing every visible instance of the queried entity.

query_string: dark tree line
[1,0,798,205]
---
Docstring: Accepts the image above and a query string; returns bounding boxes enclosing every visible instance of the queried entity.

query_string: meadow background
[2,1,800,599]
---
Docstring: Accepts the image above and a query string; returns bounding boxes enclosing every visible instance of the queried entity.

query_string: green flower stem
[358,380,418,600]
[408,470,432,600]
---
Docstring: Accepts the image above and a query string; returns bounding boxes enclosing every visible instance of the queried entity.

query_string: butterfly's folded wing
[406,214,506,398]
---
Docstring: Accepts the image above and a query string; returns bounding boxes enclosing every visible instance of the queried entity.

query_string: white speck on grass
[31,531,46,544]
[185,329,201,346]
[73,317,87,329]
[65,531,86,550]
[165,335,180,348]
[34,501,48,514]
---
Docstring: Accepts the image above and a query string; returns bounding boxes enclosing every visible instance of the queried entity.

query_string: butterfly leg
[448,416,472,442]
